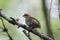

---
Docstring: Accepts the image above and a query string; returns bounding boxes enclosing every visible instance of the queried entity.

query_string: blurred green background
[0,0,60,40]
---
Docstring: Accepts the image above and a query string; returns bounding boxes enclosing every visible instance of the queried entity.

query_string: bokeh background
[0,0,60,40]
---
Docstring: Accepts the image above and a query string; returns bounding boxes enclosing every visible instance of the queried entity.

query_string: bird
[23,13,41,37]
[23,13,41,32]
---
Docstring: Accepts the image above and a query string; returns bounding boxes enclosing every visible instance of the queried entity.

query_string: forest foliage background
[0,0,60,40]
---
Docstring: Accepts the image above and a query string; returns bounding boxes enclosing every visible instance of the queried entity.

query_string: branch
[42,0,54,39]
[23,30,32,40]
[58,0,60,18]
[0,17,13,40]
[0,11,53,40]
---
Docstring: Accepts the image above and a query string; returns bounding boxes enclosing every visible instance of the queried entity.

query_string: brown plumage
[23,13,41,29]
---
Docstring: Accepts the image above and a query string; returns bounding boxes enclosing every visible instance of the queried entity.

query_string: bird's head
[23,13,31,18]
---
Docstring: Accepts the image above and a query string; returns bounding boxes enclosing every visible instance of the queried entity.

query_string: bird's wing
[30,17,41,28]
[31,18,40,25]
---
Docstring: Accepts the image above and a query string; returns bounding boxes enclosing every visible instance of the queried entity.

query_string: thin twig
[23,30,32,40]
[0,17,13,40]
